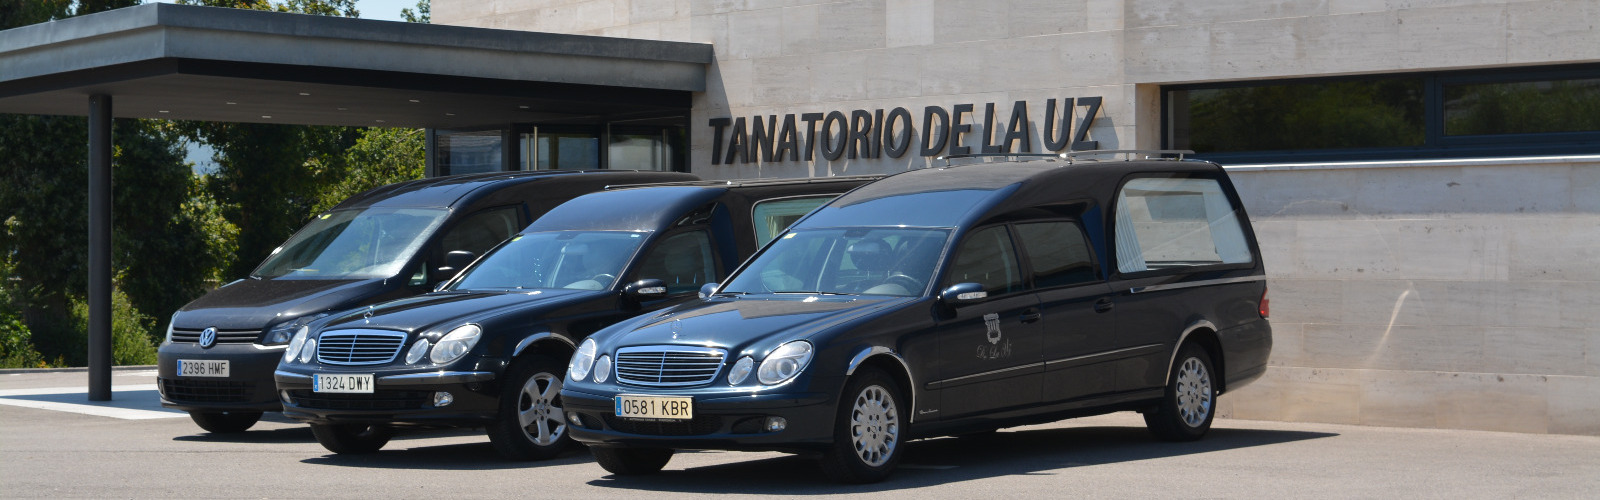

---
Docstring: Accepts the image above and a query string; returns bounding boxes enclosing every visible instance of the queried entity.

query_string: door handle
[1094,298,1114,313]
[1021,308,1042,323]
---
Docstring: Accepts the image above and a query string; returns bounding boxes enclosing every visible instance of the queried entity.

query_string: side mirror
[699,282,720,299]
[623,279,669,300]
[938,282,988,306]
[432,250,476,282]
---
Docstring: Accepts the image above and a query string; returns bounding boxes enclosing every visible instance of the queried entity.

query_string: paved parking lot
[2,368,1597,499]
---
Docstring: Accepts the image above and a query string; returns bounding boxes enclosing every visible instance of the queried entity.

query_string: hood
[175,277,394,330]
[597,295,914,355]
[317,288,609,335]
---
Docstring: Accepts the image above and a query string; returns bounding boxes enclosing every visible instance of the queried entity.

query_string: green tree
[401,0,429,23]
[312,128,427,214]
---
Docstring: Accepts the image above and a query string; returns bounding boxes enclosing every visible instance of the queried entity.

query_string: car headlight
[298,337,317,364]
[163,313,178,345]
[757,341,813,385]
[593,355,612,383]
[569,338,598,381]
[283,326,310,363]
[264,313,330,345]
[430,324,481,365]
[404,339,431,365]
[727,356,754,385]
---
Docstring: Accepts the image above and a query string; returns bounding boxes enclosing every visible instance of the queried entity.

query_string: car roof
[799,158,1224,229]
[329,170,693,211]
[524,176,881,233]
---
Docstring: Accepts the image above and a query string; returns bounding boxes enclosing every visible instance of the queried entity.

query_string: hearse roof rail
[936,149,1196,166]
[605,174,884,191]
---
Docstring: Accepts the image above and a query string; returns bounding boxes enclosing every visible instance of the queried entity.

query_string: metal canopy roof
[0,3,713,128]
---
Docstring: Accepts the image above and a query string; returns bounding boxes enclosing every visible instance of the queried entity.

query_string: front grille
[614,346,727,387]
[161,378,254,404]
[287,390,432,411]
[604,414,723,436]
[315,329,406,365]
[171,328,259,344]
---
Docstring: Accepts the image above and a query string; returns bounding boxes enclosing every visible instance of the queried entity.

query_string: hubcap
[849,384,899,467]
[517,372,566,446]
[1175,357,1213,428]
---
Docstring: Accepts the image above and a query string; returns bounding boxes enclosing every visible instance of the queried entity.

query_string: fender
[512,331,577,358]
[1163,319,1216,384]
[844,346,920,422]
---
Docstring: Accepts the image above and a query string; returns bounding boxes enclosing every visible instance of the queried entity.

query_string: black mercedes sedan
[273,176,875,459]
[562,153,1273,483]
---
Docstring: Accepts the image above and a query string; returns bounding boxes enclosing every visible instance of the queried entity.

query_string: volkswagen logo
[199,327,218,348]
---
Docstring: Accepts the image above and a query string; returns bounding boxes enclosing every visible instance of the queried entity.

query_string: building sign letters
[708,97,1102,165]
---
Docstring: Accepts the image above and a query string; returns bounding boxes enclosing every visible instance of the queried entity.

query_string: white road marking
[0,384,186,420]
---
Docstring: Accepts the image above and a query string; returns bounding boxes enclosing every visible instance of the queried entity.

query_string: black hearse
[562,152,1273,483]
[273,176,877,459]
[157,170,694,433]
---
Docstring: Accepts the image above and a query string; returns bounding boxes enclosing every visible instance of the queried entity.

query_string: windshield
[253,208,449,279]
[721,227,951,297]
[450,231,648,291]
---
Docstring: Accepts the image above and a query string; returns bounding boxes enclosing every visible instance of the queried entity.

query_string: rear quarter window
[1113,176,1252,274]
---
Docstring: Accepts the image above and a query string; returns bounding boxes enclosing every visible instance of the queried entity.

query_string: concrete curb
[0,365,156,375]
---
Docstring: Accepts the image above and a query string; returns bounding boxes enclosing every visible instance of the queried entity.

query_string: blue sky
[148,0,420,22]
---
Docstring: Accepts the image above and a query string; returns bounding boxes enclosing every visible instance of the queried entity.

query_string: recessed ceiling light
[261,115,272,119]
[158,110,169,113]
[337,107,348,111]
[299,92,311,96]
[375,119,386,123]
[444,113,455,116]
[408,99,420,103]
[518,105,530,109]
[225,101,237,105]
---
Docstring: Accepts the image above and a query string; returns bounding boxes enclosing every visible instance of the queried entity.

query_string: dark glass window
[1444,78,1600,136]
[1014,222,1097,288]
[629,231,716,295]
[944,226,1023,295]
[1168,79,1424,153]
[434,130,503,175]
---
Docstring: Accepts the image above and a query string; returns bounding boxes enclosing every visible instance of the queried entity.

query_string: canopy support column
[88,94,112,401]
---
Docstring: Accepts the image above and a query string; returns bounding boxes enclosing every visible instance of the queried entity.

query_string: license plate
[313,374,374,394]
[614,395,693,420]
[177,359,229,377]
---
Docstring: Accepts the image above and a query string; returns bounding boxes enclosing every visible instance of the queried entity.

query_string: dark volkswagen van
[563,153,1273,482]
[157,170,694,434]
[273,176,877,459]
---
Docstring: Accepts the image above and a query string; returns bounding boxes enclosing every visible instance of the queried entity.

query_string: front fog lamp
[727,356,754,385]
[569,339,598,381]
[430,324,482,365]
[284,327,310,363]
[298,338,317,364]
[593,355,612,383]
[757,341,814,385]
[405,339,431,365]
[433,391,454,407]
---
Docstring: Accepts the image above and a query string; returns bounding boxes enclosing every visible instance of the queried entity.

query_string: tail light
[1259,285,1270,318]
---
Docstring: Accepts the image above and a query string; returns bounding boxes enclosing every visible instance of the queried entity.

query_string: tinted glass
[629,231,716,294]
[1114,177,1252,273]
[1168,78,1424,153]
[1444,78,1600,136]
[751,196,836,245]
[1015,222,1097,288]
[435,130,503,175]
[253,208,448,279]
[943,226,1023,295]
[439,206,520,258]
[451,231,645,291]
[722,227,949,296]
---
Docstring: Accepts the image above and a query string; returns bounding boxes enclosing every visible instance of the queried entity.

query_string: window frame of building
[1162,63,1600,164]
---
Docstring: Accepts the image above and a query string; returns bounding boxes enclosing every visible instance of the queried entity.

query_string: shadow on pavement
[585,425,1338,493]
[299,440,594,471]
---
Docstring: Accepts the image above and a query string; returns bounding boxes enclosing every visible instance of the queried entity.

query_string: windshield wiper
[772,291,851,296]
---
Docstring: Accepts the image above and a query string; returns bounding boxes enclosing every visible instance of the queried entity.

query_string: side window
[943,226,1023,295]
[1113,177,1252,273]
[752,196,836,246]
[440,206,520,258]
[629,231,716,295]
[1015,221,1098,288]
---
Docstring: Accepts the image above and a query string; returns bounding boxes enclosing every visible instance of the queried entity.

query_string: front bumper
[156,343,285,412]
[273,366,501,426]
[562,386,839,452]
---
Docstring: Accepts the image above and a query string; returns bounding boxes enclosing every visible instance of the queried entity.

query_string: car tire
[188,411,262,434]
[1144,343,1217,442]
[819,367,906,484]
[591,447,674,475]
[309,423,393,454]
[486,354,573,461]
